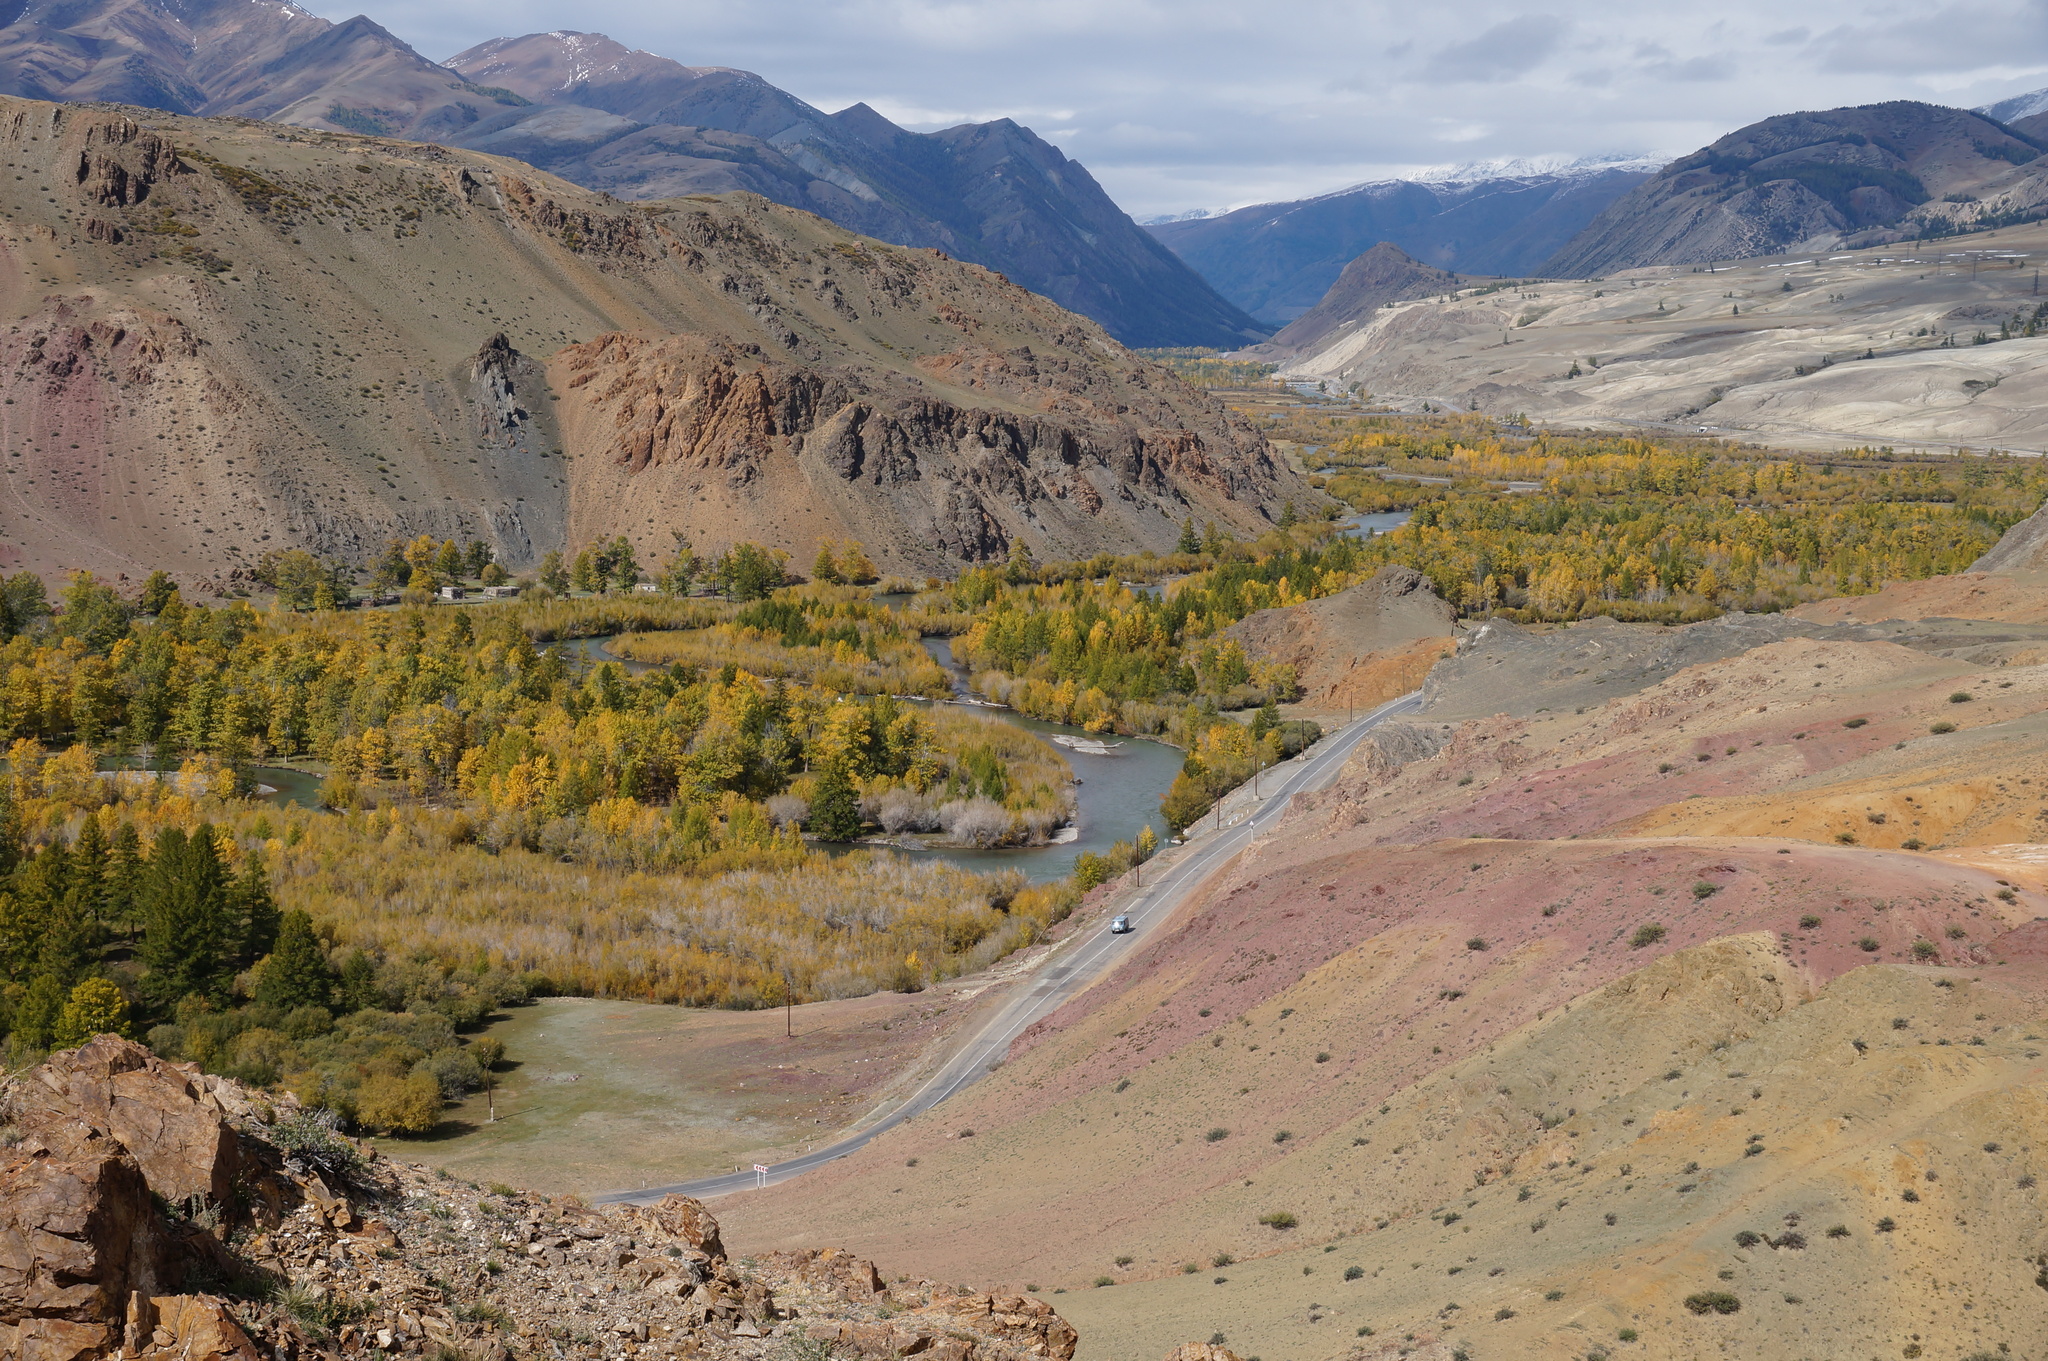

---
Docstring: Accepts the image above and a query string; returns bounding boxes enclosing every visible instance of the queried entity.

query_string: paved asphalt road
[595,689,1425,1205]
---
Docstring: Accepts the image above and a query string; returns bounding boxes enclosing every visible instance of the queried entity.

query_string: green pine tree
[137,825,233,1011]
[254,910,335,1010]
[0,889,42,982]
[13,972,66,1051]
[16,841,71,923]
[103,822,143,937]
[1176,517,1201,555]
[336,949,381,1013]
[230,852,281,968]
[0,786,20,882]
[35,892,99,986]
[807,762,864,842]
[69,813,109,925]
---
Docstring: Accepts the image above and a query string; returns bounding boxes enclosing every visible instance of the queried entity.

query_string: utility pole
[784,969,793,1038]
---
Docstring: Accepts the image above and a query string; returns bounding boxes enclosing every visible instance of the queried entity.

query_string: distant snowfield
[1404,150,1673,185]
[1281,221,2048,455]
[1979,83,2048,125]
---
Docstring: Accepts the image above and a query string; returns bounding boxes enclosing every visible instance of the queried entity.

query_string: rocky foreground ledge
[0,1036,1220,1361]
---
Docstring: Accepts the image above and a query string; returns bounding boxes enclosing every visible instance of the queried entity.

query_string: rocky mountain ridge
[1540,100,2048,277]
[0,6,1261,347]
[0,95,1306,582]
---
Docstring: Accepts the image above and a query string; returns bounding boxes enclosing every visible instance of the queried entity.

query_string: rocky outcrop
[0,1038,1080,1361]
[796,1280,1077,1361]
[70,113,187,208]
[7,1036,242,1205]
[0,1150,168,1335]
[0,1037,264,1361]
[554,330,1303,572]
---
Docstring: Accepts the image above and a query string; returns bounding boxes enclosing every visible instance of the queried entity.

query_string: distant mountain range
[1146,157,1657,323]
[1153,91,2048,323]
[0,4,1263,348]
[1538,101,2048,277]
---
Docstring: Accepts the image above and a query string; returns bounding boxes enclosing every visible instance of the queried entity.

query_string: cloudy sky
[326,0,2048,217]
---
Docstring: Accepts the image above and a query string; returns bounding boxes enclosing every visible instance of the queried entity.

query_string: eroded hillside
[0,95,1303,584]
[723,566,2048,1361]
[1282,220,2048,454]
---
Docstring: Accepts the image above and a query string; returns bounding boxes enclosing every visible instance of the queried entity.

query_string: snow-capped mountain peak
[1979,86,2048,125]
[1406,151,1670,185]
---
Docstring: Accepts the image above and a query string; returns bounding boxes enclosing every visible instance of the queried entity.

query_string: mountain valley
[1148,160,1655,324]
[1,21,2048,1361]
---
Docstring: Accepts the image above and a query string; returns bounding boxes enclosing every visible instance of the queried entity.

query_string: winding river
[162,536,1404,874]
[569,632,1179,882]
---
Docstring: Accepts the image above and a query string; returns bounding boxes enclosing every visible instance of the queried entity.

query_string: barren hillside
[1281,220,2048,454]
[1222,565,1459,710]
[0,95,1304,584]
[724,564,2048,1361]
[2,5,1266,348]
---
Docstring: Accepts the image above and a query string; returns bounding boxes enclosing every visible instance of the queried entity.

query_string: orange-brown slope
[0,95,1307,584]
[1221,565,1459,711]
[722,616,2048,1360]
[1786,569,2048,627]
[721,832,2042,1283]
[1318,634,2048,852]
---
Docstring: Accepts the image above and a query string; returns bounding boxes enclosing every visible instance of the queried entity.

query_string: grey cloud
[1813,1,2048,73]
[1420,14,1568,83]
[1649,54,1737,81]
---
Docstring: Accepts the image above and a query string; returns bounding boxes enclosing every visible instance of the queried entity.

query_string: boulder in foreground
[0,1035,1078,1361]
